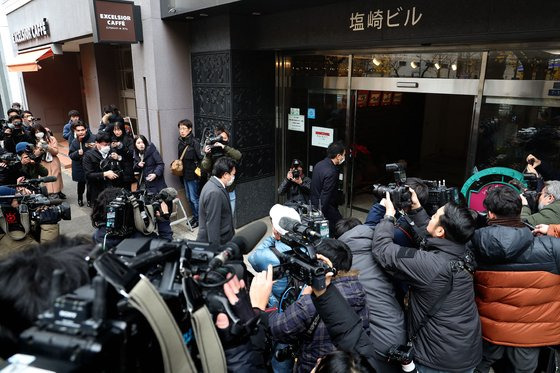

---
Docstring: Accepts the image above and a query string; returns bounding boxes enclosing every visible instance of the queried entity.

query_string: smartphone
[272,265,284,280]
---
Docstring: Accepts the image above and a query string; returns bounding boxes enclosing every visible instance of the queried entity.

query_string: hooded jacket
[470,224,560,347]
[338,224,406,359]
[372,216,482,372]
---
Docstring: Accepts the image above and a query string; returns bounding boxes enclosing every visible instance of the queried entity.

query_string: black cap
[292,159,302,167]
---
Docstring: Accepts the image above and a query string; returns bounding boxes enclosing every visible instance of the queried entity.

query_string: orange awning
[6,47,54,72]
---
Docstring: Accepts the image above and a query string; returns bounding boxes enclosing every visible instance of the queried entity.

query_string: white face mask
[99,145,111,156]
[35,132,44,139]
[339,155,345,164]
[226,175,235,187]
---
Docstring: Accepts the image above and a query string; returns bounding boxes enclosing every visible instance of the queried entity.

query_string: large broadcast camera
[0,151,19,166]
[270,215,333,292]
[0,176,71,240]
[105,187,177,240]
[373,162,459,214]
[9,221,268,372]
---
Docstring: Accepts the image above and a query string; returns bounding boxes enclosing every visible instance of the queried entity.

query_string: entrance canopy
[6,47,54,72]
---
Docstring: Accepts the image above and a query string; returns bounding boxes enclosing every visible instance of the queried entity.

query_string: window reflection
[476,102,560,172]
[352,52,482,79]
[486,50,560,80]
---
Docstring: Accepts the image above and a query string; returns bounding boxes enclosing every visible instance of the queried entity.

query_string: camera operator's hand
[0,162,7,168]
[4,128,11,136]
[110,152,119,160]
[287,170,293,180]
[527,154,541,168]
[78,149,84,156]
[520,193,529,206]
[527,163,539,176]
[311,254,334,298]
[533,224,549,236]
[214,142,225,149]
[204,145,212,153]
[104,170,119,180]
[34,147,43,157]
[16,187,31,196]
[137,161,145,168]
[17,176,25,184]
[145,173,156,182]
[409,188,421,210]
[381,191,396,217]
[102,112,112,124]
[249,264,274,311]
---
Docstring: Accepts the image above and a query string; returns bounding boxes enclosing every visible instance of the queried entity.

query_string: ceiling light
[434,62,441,70]
[199,13,208,17]
[410,61,418,69]
[185,16,194,20]
[372,58,381,66]
[451,63,457,71]
[252,12,261,16]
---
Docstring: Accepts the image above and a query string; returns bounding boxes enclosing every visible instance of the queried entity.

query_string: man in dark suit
[310,141,346,233]
[197,157,236,246]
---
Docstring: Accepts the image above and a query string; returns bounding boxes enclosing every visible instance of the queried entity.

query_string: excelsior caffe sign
[12,18,49,44]
[92,0,142,43]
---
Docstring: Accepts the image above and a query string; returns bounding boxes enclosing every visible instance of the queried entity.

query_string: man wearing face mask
[82,132,119,202]
[197,156,237,247]
[310,140,346,233]
[2,115,33,154]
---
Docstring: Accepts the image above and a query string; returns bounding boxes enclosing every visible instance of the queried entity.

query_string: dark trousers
[77,181,90,202]
[475,340,539,373]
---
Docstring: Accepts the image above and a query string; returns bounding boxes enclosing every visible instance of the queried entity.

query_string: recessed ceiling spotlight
[434,62,441,70]
[451,63,457,71]
[410,61,418,69]
[372,58,381,66]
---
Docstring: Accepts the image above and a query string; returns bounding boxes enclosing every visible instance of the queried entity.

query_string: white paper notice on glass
[311,126,334,148]
[288,114,305,132]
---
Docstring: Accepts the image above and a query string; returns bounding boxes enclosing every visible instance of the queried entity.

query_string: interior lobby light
[451,63,457,71]
[410,61,418,69]
[434,62,441,70]
[372,58,381,66]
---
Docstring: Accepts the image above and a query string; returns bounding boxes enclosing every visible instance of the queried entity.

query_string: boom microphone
[208,220,267,270]
[279,217,321,239]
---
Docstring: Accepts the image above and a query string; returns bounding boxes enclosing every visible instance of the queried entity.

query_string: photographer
[520,180,560,225]
[98,104,123,133]
[278,159,311,205]
[0,147,19,186]
[201,126,242,214]
[83,132,120,202]
[254,238,369,373]
[13,142,48,180]
[108,122,134,189]
[68,121,96,207]
[2,115,33,154]
[30,124,65,199]
[365,177,429,247]
[469,186,560,373]
[372,193,482,372]
[21,110,34,131]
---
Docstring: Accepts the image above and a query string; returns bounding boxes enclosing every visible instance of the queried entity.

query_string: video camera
[421,179,460,216]
[287,201,330,238]
[12,221,267,372]
[105,188,177,239]
[206,134,225,146]
[372,163,412,210]
[0,152,19,166]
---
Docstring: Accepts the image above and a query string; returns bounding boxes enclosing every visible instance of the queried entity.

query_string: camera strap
[408,260,464,344]
[129,196,157,235]
[398,214,428,249]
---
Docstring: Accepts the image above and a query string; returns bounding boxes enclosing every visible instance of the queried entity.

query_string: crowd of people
[1,103,560,373]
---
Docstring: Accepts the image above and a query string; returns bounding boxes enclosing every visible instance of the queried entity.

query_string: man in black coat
[310,141,346,233]
[197,157,236,246]
[82,132,119,203]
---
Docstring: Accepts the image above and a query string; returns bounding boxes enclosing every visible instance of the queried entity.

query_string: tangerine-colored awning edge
[6,47,54,72]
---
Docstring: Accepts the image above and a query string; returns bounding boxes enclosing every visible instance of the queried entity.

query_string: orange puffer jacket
[470,224,560,347]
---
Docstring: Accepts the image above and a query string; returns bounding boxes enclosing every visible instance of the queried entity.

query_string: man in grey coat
[336,218,406,372]
[197,157,236,246]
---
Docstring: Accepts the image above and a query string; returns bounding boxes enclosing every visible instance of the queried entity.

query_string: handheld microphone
[208,220,267,270]
[279,217,321,239]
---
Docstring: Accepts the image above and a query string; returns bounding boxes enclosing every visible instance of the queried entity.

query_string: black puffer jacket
[372,216,482,372]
